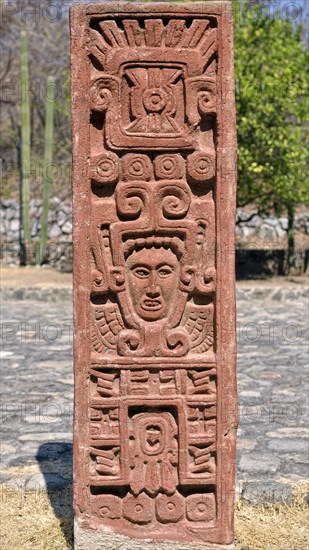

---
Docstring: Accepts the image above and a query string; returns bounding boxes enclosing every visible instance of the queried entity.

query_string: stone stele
[70,2,237,549]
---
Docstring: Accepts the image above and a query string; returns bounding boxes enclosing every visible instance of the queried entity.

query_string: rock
[235,225,243,237]
[268,439,309,453]
[31,220,39,238]
[259,224,277,240]
[62,221,72,234]
[236,208,248,222]
[264,216,278,227]
[279,217,288,230]
[57,211,67,227]
[9,219,19,232]
[19,432,72,442]
[48,210,57,222]
[30,199,42,207]
[239,453,281,474]
[61,203,72,215]
[242,226,256,238]
[50,197,61,207]
[2,199,16,208]
[0,218,7,234]
[30,204,42,217]
[275,225,287,238]
[49,224,62,239]
[58,255,73,272]
[266,428,309,439]
[247,214,262,228]
[5,207,18,220]
[242,481,293,506]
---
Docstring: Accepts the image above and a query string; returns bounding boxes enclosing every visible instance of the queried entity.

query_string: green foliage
[233,0,308,213]
[20,31,31,244]
[38,76,55,264]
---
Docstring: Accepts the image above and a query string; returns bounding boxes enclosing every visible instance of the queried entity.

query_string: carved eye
[132,267,150,279]
[157,266,173,278]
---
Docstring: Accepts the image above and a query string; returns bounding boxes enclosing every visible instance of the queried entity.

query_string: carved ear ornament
[195,267,217,296]
[109,267,126,292]
[180,266,195,292]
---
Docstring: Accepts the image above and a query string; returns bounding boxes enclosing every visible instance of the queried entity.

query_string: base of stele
[74,520,235,550]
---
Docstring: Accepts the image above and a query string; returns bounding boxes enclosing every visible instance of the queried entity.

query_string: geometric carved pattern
[71,2,237,546]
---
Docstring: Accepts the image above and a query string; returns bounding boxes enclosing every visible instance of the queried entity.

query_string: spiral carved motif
[198,90,215,114]
[164,328,190,356]
[157,181,191,219]
[90,80,112,111]
[117,329,141,356]
[115,182,149,220]
[187,150,215,183]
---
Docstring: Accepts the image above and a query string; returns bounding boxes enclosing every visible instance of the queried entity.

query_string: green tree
[233,0,308,268]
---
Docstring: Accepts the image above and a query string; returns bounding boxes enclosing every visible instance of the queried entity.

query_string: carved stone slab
[71,2,237,548]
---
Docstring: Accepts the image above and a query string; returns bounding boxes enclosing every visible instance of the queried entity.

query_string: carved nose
[146,286,160,298]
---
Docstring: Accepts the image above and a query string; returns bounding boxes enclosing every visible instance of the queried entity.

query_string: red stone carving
[128,412,178,496]
[154,154,185,180]
[71,2,237,547]
[91,152,119,185]
[187,150,216,183]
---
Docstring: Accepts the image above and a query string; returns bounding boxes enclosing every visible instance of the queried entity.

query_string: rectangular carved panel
[71,2,237,547]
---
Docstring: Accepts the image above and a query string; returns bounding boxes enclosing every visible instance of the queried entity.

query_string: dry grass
[235,481,309,550]
[0,477,308,550]
[0,486,73,550]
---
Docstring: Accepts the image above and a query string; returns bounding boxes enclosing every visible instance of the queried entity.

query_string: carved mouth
[142,299,162,311]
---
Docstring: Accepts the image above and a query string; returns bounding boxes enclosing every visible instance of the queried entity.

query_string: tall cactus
[20,31,31,248]
[38,76,55,264]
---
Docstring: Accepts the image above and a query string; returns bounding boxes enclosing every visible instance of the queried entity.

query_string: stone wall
[236,209,309,242]
[1,199,308,275]
[0,198,72,271]
[1,198,72,242]
[235,209,309,277]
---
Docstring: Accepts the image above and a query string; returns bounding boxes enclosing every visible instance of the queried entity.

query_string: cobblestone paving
[0,295,308,502]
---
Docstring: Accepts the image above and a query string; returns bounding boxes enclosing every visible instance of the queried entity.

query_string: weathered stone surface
[71,2,237,547]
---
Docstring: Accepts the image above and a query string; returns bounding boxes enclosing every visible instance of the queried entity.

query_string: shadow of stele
[36,442,73,548]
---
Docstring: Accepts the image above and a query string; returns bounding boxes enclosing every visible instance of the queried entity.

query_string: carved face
[125,247,180,321]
